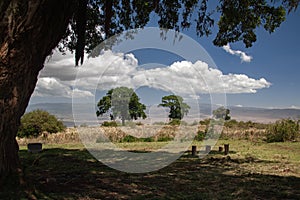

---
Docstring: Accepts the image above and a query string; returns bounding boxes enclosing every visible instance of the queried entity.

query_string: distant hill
[228,106,300,123]
[26,103,300,126]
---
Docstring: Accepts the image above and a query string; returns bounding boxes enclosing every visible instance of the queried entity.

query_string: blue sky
[130,9,300,108]
[29,8,300,109]
[176,9,300,108]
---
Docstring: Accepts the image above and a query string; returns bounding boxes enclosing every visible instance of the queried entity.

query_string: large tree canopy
[159,95,190,120]
[0,0,299,181]
[58,0,300,64]
[96,87,147,125]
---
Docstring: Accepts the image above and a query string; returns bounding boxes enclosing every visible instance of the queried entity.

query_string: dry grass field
[2,125,298,199]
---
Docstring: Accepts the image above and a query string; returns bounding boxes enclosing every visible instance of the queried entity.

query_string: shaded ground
[1,141,300,199]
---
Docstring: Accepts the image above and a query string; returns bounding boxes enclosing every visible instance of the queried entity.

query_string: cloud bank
[33,50,270,98]
[222,43,253,62]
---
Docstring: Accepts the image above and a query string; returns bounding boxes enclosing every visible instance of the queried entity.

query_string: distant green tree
[213,107,231,120]
[96,87,147,126]
[18,109,65,138]
[159,95,190,120]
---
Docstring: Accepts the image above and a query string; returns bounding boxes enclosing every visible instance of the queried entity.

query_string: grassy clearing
[1,140,300,199]
[209,140,300,177]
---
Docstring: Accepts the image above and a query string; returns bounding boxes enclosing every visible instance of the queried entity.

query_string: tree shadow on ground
[1,147,300,199]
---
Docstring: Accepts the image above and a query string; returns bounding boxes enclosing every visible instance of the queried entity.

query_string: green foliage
[224,120,268,129]
[168,119,181,126]
[159,95,190,120]
[213,107,231,120]
[135,121,143,126]
[119,134,172,143]
[121,135,138,143]
[167,119,189,126]
[142,137,155,142]
[199,118,210,126]
[266,119,299,143]
[59,0,298,57]
[214,1,287,47]
[18,110,65,138]
[96,87,147,125]
[195,130,206,141]
[157,136,173,142]
[224,119,238,128]
[121,135,155,143]
[101,121,118,127]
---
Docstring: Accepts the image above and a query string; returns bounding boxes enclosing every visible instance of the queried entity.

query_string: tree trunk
[0,0,76,180]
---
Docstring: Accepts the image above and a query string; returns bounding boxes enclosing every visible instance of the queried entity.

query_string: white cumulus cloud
[33,50,270,99]
[34,77,93,98]
[222,43,253,63]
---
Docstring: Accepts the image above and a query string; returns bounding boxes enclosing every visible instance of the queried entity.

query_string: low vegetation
[5,139,300,199]
[224,119,268,129]
[168,119,182,125]
[101,121,118,127]
[199,118,299,142]
[121,135,155,143]
[18,114,300,144]
[194,130,206,141]
[266,119,299,142]
[17,109,65,138]
[9,116,300,199]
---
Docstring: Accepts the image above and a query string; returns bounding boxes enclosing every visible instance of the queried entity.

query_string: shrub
[18,109,65,138]
[194,130,206,141]
[157,136,173,142]
[224,119,268,130]
[266,119,299,143]
[121,135,138,142]
[141,137,155,142]
[136,121,143,126]
[224,119,238,128]
[101,121,118,127]
[120,135,155,143]
[168,119,181,126]
[199,118,210,126]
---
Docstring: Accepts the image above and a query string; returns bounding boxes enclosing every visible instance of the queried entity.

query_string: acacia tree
[0,0,299,180]
[159,95,190,120]
[213,106,231,120]
[96,87,147,125]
